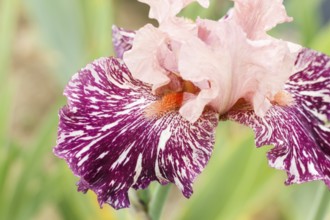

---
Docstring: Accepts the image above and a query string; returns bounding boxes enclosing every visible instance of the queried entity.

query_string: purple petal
[54,57,218,209]
[222,48,330,187]
[289,48,330,128]
[112,25,135,59]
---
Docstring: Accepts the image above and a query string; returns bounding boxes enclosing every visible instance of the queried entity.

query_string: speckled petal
[222,48,330,187]
[54,57,219,209]
[112,25,135,59]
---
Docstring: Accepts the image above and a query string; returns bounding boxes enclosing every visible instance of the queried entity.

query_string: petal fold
[232,0,292,39]
[179,19,295,120]
[54,57,218,209]
[123,24,170,91]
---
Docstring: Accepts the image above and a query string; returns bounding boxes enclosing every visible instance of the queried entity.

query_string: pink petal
[178,36,222,122]
[232,0,292,39]
[112,25,135,59]
[123,18,199,93]
[122,0,296,123]
[123,24,170,91]
[178,19,295,122]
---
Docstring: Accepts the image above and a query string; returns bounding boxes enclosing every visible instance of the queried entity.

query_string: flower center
[229,91,294,113]
[144,92,184,118]
[272,91,294,106]
[145,74,201,119]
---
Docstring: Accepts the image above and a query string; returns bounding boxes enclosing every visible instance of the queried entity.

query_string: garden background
[1,0,330,219]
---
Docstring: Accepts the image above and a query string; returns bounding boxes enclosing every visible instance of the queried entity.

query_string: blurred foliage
[0,0,330,220]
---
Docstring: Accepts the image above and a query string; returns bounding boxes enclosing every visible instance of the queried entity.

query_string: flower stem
[307,183,330,220]
[148,184,171,220]
[136,189,150,212]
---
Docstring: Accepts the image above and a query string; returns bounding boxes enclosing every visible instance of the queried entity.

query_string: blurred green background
[1,0,330,219]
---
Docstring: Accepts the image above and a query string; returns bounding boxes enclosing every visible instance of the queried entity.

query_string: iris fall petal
[222,48,330,187]
[54,57,218,209]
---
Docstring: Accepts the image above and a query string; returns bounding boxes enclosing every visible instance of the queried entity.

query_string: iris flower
[54,0,330,209]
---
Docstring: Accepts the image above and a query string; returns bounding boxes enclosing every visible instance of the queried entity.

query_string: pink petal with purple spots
[54,57,218,209]
[112,26,135,59]
[222,48,330,187]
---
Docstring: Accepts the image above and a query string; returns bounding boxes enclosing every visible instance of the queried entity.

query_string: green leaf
[81,0,114,58]
[4,104,60,220]
[286,0,323,46]
[0,142,20,220]
[0,84,14,143]
[179,122,280,220]
[22,0,115,85]
[149,185,172,220]
[181,0,231,20]
[0,0,19,81]
[306,184,330,220]
[22,0,88,84]
[310,21,330,55]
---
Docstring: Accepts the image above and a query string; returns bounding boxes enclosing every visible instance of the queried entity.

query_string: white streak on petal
[308,162,319,176]
[174,176,184,191]
[101,121,120,132]
[97,152,108,160]
[111,143,135,170]
[271,154,286,170]
[158,125,172,150]
[76,136,104,158]
[133,154,143,184]
[69,130,84,137]
[78,155,89,167]
[155,126,172,181]
[289,158,298,182]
